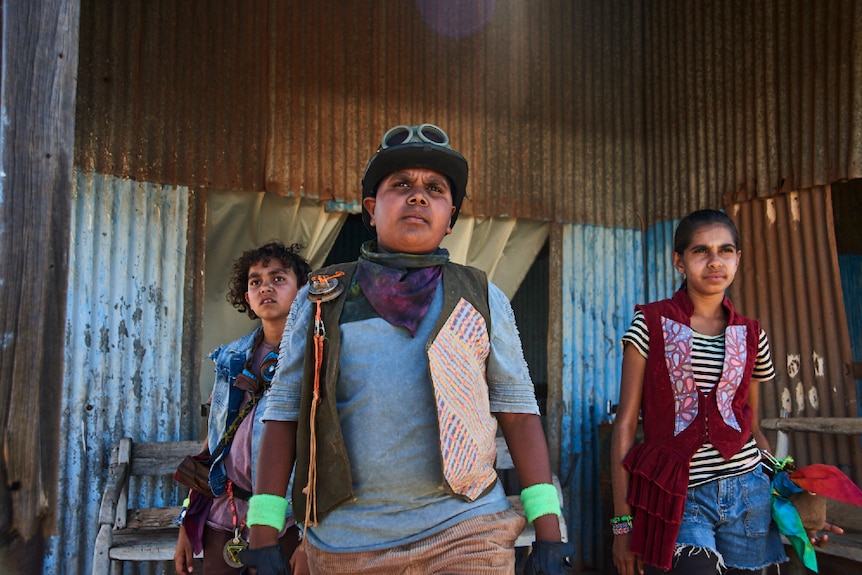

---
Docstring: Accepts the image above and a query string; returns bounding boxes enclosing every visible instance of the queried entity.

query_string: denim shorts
[674,466,787,571]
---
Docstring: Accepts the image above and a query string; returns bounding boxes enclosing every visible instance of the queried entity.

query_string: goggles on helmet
[361,122,468,235]
[379,123,450,150]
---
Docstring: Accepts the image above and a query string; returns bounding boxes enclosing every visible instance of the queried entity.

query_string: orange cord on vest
[303,299,323,527]
[304,271,343,527]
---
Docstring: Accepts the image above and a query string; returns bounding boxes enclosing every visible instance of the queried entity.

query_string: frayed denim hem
[674,543,788,573]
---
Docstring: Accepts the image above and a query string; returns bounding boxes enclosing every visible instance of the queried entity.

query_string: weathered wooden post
[0,1,80,573]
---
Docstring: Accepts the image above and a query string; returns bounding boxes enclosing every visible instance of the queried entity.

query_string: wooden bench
[92,437,201,575]
[760,417,862,572]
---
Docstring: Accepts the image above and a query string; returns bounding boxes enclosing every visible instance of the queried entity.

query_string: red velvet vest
[622,287,760,570]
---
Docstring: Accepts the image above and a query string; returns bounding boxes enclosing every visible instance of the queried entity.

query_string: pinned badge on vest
[307,271,345,303]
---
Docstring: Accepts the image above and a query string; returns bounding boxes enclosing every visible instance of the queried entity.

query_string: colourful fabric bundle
[771,462,862,573]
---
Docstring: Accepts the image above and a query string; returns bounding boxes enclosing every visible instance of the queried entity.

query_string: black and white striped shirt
[622,310,775,486]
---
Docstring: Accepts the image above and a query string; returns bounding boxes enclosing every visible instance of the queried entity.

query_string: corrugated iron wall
[644,219,683,302]
[75,1,862,229]
[553,223,643,571]
[68,1,862,571]
[74,1,271,191]
[550,218,683,572]
[643,0,862,222]
[45,171,191,574]
[75,0,647,227]
[731,187,862,484]
[265,0,648,227]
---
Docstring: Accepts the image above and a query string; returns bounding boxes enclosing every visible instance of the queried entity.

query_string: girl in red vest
[609,210,838,574]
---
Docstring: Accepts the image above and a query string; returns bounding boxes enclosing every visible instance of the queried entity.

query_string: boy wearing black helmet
[243,124,573,575]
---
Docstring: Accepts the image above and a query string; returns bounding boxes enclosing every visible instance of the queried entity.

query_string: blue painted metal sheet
[558,219,679,570]
[558,223,642,569]
[839,254,862,416]
[44,171,190,575]
[644,218,681,302]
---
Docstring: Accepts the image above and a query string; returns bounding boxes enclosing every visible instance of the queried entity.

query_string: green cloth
[771,471,818,572]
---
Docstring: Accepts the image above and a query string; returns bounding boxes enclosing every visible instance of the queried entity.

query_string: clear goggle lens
[380,123,450,150]
[260,351,278,384]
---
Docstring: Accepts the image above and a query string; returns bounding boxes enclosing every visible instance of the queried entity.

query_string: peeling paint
[812,351,824,377]
[99,325,110,352]
[781,387,792,414]
[50,171,190,574]
[808,386,819,410]
[1,332,13,349]
[765,199,776,225]
[787,354,801,379]
[795,382,806,413]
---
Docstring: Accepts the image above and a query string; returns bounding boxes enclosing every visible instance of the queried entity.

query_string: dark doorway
[323,213,375,266]
[510,240,550,415]
[832,179,862,416]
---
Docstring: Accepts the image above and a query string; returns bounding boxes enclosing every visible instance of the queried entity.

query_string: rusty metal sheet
[75,1,862,228]
[731,187,862,485]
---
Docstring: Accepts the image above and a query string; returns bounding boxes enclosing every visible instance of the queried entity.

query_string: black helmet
[361,123,468,233]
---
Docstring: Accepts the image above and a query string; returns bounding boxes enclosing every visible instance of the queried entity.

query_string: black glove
[239,544,290,575]
[524,540,575,575]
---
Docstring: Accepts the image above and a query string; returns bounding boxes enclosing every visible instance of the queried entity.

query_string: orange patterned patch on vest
[428,298,496,501]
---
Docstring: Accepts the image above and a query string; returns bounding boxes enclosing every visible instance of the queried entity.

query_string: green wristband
[520,483,561,523]
[247,494,288,531]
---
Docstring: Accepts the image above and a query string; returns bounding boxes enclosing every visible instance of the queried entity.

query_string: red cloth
[790,464,862,506]
[184,489,213,555]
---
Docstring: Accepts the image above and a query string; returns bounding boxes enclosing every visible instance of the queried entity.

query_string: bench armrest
[98,460,130,526]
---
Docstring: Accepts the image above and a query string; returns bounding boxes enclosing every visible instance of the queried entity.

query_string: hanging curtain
[441,216,549,299]
[201,191,346,398]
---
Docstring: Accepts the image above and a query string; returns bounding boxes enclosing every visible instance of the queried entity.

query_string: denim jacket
[206,327,268,498]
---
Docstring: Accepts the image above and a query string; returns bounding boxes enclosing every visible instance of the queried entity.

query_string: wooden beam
[0,0,80,546]
[760,417,862,435]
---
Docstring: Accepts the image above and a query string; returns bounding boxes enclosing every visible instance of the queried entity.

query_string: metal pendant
[222,535,248,568]
[308,273,344,302]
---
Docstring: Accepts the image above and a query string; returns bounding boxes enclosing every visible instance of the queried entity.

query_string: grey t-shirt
[263,279,539,551]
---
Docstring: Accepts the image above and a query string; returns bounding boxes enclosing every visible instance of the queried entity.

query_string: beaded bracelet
[612,520,633,535]
[610,515,633,535]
